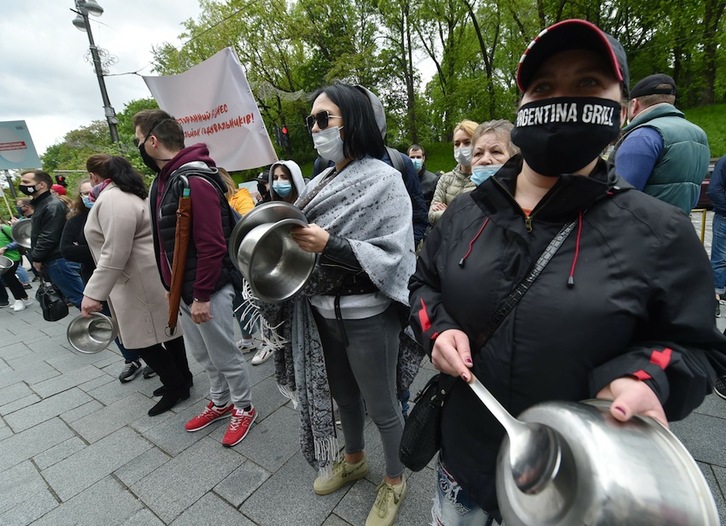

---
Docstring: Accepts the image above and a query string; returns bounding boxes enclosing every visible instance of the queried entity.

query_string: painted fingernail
[614,405,627,416]
[461,373,469,382]
[464,358,473,365]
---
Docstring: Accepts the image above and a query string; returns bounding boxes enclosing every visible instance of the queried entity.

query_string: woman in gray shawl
[290,83,415,526]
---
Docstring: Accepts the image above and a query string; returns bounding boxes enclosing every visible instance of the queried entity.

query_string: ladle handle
[468,375,524,436]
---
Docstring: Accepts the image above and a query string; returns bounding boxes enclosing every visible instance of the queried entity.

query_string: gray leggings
[313,304,405,478]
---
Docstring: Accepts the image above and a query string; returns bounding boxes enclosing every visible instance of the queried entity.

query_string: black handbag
[399,220,577,471]
[36,277,69,322]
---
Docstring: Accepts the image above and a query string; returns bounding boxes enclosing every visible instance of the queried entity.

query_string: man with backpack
[133,109,256,448]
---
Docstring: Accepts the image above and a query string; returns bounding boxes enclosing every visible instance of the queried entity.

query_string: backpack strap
[386,146,405,175]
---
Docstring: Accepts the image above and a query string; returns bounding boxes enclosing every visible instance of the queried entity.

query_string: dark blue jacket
[707,156,726,216]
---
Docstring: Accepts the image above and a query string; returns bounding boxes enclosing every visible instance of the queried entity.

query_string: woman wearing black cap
[409,19,726,524]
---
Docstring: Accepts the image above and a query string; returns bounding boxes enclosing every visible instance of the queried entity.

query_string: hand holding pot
[431,329,474,382]
[291,224,329,253]
[81,296,103,318]
[596,376,668,427]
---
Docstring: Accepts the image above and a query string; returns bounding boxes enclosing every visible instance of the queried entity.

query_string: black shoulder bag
[36,272,70,322]
[400,220,577,471]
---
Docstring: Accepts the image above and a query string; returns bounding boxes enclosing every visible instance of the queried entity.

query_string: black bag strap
[438,219,578,392]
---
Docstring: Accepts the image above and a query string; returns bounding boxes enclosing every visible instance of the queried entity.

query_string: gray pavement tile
[4,387,92,432]
[213,459,271,508]
[0,460,57,514]
[0,382,33,407]
[0,417,75,471]
[713,464,726,524]
[33,436,87,470]
[323,515,354,526]
[87,373,163,406]
[169,492,255,526]
[59,399,104,423]
[0,420,11,441]
[131,436,244,523]
[123,508,166,526]
[114,446,171,487]
[31,364,106,398]
[69,392,155,443]
[0,393,41,415]
[671,412,726,468]
[31,475,144,526]
[247,375,290,422]
[129,405,177,434]
[0,362,60,390]
[77,372,116,392]
[42,426,152,501]
[695,392,726,419]
[45,348,119,374]
[139,401,217,456]
[210,404,300,473]
[0,342,34,361]
[240,450,341,526]
[398,468,437,525]
[331,477,374,526]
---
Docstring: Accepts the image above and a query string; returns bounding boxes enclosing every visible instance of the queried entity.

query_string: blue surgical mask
[471,165,502,186]
[410,158,423,172]
[273,181,293,197]
[82,195,94,209]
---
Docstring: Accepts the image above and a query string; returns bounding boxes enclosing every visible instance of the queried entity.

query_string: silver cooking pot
[67,312,119,354]
[496,399,720,525]
[11,220,32,249]
[236,217,316,303]
[0,255,14,275]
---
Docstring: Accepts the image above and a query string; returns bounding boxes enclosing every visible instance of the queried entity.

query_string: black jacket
[409,155,726,512]
[60,213,95,283]
[29,191,66,263]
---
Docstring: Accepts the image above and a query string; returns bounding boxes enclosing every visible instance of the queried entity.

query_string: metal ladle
[469,375,562,494]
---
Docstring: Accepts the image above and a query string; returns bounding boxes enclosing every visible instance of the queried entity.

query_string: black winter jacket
[409,155,726,512]
[29,191,66,263]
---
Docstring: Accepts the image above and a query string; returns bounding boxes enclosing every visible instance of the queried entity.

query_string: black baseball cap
[629,74,677,99]
[516,19,630,98]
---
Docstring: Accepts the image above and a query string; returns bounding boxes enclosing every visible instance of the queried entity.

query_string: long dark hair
[86,154,148,200]
[70,179,91,219]
[311,83,385,161]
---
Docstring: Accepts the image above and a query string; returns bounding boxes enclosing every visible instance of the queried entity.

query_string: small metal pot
[236,218,316,303]
[10,220,32,249]
[496,399,719,525]
[0,255,14,275]
[67,312,119,354]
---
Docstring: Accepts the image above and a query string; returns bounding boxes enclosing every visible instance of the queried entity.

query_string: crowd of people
[7,17,726,526]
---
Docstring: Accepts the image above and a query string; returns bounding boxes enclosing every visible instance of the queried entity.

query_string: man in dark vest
[133,109,256,448]
[614,74,710,214]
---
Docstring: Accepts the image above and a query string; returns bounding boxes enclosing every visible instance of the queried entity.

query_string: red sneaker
[222,406,257,447]
[184,401,233,432]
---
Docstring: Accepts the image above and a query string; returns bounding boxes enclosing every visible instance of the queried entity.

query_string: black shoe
[119,361,142,383]
[0,301,9,307]
[148,387,190,416]
[23,283,32,290]
[153,373,193,396]
[714,376,726,400]
[717,303,721,318]
[142,366,157,379]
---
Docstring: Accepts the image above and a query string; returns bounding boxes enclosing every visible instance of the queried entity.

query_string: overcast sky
[1,0,202,157]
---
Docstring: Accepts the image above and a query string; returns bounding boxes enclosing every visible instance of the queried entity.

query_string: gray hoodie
[269,160,306,202]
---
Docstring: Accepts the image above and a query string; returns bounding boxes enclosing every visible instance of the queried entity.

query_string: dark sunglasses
[306,110,342,132]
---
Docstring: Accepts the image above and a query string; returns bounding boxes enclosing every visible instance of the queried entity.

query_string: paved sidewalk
[0,210,722,525]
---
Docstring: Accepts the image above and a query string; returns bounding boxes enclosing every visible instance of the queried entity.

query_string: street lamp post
[71,0,119,144]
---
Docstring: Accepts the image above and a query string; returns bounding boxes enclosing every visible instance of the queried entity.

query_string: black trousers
[132,336,191,389]
[0,260,28,302]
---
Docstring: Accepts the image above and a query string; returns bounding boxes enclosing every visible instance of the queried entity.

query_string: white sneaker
[23,297,33,307]
[13,300,25,312]
[251,344,275,365]
[236,337,256,353]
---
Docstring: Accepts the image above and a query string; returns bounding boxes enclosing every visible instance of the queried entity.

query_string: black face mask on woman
[510,97,621,177]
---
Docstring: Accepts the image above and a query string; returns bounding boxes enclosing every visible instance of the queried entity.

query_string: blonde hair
[217,167,236,199]
[453,119,478,139]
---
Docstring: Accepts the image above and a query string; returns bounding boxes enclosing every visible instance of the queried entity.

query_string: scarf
[89,178,113,202]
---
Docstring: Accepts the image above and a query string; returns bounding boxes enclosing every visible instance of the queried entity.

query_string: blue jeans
[44,258,84,309]
[711,213,726,295]
[16,264,30,285]
[432,459,500,526]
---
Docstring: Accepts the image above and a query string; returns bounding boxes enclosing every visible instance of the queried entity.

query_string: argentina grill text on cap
[516,19,630,97]
[629,74,677,99]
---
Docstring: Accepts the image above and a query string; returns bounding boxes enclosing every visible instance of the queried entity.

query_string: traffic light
[281,126,290,148]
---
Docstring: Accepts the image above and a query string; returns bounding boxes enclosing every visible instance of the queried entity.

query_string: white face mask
[454,145,473,167]
[313,126,346,164]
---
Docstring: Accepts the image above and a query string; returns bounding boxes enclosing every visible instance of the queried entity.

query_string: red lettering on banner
[0,141,27,151]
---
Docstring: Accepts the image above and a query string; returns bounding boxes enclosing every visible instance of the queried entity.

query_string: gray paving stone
[45,348,119,374]
[43,427,152,501]
[0,341,34,361]
[124,508,166,526]
[0,362,59,390]
[70,392,155,442]
[0,460,57,515]
[0,420,11,441]
[77,372,116,392]
[60,399,104,423]
[31,364,106,398]
[671,412,726,468]
[140,401,219,456]
[4,387,92,432]
[247,375,290,422]
[712,464,726,524]
[31,475,144,526]
[87,374,161,406]
[169,492,255,526]
[0,417,74,471]
[331,477,373,525]
[213,459,271,508]
[240,450,341,526]
[0,488,58,526]
[0,392,40,415]
[129,404,177,434]
[33,436,88,470]
[0,382,33,407]
[132,436,244,523]
[322,514,354,526]
[114,446,171,487]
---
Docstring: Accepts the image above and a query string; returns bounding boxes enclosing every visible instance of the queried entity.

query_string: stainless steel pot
[236,218,316,303]
[67,312,119,354]
[10,220,32,249]
[229,201,308,270]
[496,399,719,525]
[0,255,14,275]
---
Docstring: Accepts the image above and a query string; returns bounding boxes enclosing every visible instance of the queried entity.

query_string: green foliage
[684,103,726,157]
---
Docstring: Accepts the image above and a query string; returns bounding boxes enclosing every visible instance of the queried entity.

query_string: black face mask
[511,97,621,177]
[138,142,160,173]
[18,184,38,196]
